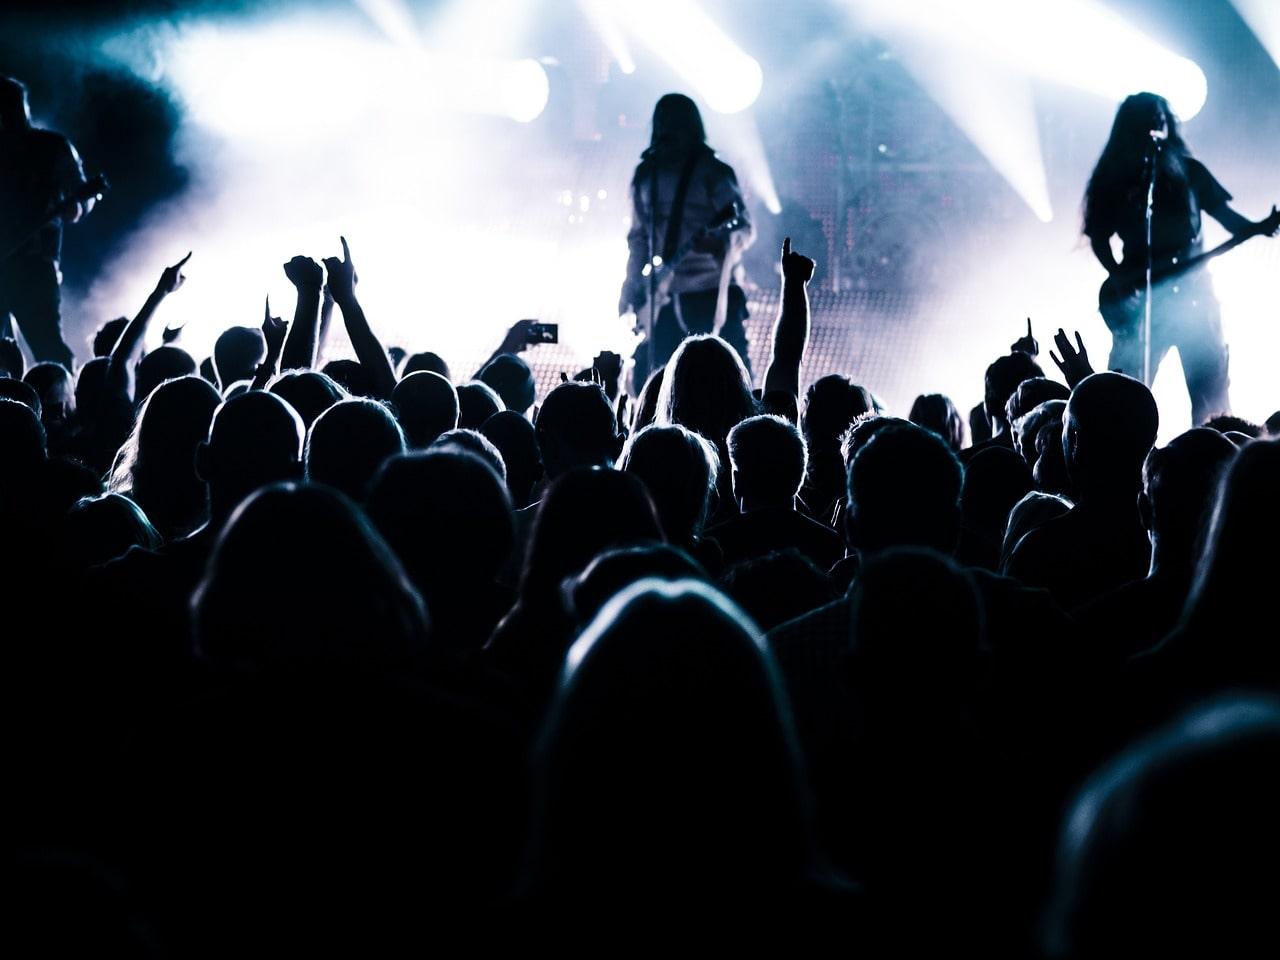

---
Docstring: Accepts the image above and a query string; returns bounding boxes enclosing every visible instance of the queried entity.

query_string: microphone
[1149,126,1169,142]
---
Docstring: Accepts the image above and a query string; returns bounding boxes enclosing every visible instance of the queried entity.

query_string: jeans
[631,284,751,394]
[0,255,75,368]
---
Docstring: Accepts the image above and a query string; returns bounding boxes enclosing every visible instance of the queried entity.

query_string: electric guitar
[630,201,748,324]
[1,173,110,263]
[1099,204,1280,335]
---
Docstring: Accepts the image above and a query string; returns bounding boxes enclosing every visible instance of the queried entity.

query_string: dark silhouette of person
[999,490,1072,573]
[430,427,507,483]
[802,375,877,521]
[391,370,458,448]
[477,352,536,415]
[956,446,1033,571]
[400,350,451,381]
[367,448,515,655]
[1084,92,1278,424]
[563,543,707,628]
[1044,696,1280,958]
[456,380,503,429]
[107,376,220,542]
[706,414,844,571]
[91,317,128,358]
[620,94,756,390]
[321,357,374,398]
[212,326,266,391]
[0,374,41,415]
[722,548,836,631]
[304,398,405,502]
[619,423,722,571]
[1,76,96,366]
[134,346,198,405]
[62,492,162,571]
[961,351,1044,463]
[0,334,24,377]
[1075,427,1235,661]
[1006,372,1159,610]
[521,578,838,906]
[907,392,965,453]
[479,409,543,509]
[268,369,346,429]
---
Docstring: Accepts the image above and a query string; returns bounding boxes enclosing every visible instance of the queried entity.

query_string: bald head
[1064,372,1158,498]
[392,371,459,448]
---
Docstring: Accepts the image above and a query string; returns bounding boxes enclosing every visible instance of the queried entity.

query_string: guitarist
[1083,92,1278,425]
[1,76,98,367]
[619,93,755,392]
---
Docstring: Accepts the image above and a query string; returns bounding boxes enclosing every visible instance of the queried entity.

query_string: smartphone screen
[526,322,559,344]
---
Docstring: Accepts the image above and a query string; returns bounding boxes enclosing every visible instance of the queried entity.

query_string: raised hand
[1255,205,1280,238]
[155,251,191,296]
[781,236,816,285]
[321,236,357,304]
[262,295,287,356]
[284,254,324,290]
[161,323,184,344]
[1011,317,1039,357]
[496,319,535,356]
[1050,328,1095,388]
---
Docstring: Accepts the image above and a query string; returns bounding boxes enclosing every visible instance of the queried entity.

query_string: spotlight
[1230,0,1280,70]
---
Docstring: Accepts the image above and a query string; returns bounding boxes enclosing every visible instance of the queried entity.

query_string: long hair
[1083,92,1191,239]
[640,93,710,164]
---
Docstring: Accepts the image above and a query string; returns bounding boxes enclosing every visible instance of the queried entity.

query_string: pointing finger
[174,251,193,269]
[782,236,791,258]
[340,236,350,262]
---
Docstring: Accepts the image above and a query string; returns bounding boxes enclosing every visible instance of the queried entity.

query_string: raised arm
[106,252,190,401]
[1206,201,1280,239]
[763,237,815,403]
[250,297,288,391]
[323,237,397,399]
[280,255,323,371]
[473,320,534,379]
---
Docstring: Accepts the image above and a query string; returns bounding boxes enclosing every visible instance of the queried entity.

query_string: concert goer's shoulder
[1184,156,1232,208]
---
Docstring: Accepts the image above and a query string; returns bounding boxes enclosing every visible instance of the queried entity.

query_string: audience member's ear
[1137,489,1153,533]
[194,440,213,484]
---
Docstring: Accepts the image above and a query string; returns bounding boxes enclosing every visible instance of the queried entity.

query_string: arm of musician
[323,237,397,400]
[55,140,92,222]
[763,237,815,403]
[1205,201,1278,238]
[107,252,192,401]
[710,166,755,252]
[281,255,323,371]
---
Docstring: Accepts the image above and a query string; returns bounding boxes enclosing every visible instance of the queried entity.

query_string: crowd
[6,233,1278,954]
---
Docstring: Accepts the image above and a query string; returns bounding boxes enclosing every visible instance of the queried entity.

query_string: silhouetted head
[430,427,507,483]
[526,578,815,898]
[657,335,755,452]
[847,421,963,556]
[728,414,807,510]
[391,371,458,448]
[73,358,110,420]
[644,93,708,161]
[213,326,265,389]
[1182,438,1280,643]
[0,397,46,476]
[23,362,73,424]
[305,398,405,502]
[984,353,1044,435]
[565,544,705,627]
[908,393,965,452]
[367,449,513,625]
[480,410,543,508]
[135,347,197,404]
[535,381,620,479]
[1201,414,1262,439]
[804,375,876,450]
[1013,398,1068,466]
[959,446,1033,569]
[620,424,719,545]
[268,370,346,428]
[1139,428,1236,568]
[519,468,662,602]
[1005,377,1070,431]
[1064,372,1159,501]
[0,337,23,379]
[1000,491,1073,571]
[0,377,41,418]
[456,380,503,429]
[321,358,373,398]
[401,350,451,381]
[0,76,31,130]
[849,547,982,676]
[723,549,836,632]
[193,482,426,670]
[196,390,304,523]
[64,493,162,570]
[108,376,220,540]
[91,317,128,357]
[478,353,536,415]
[1046,696,1280,958]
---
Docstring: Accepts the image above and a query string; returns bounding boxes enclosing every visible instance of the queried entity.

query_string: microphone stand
[1142,134,1162,385]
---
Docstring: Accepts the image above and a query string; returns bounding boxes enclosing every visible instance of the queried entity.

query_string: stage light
[847,0,1208,120]
[613,0,763,114]
[1230,0,1280,70]
[578,0,636,75]
[706,111,783,215]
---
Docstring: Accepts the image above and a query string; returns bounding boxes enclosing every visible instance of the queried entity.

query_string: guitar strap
[661,150,704,335]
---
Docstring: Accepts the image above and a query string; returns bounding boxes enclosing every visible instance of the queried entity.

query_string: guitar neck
[1151,231,1252,284]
